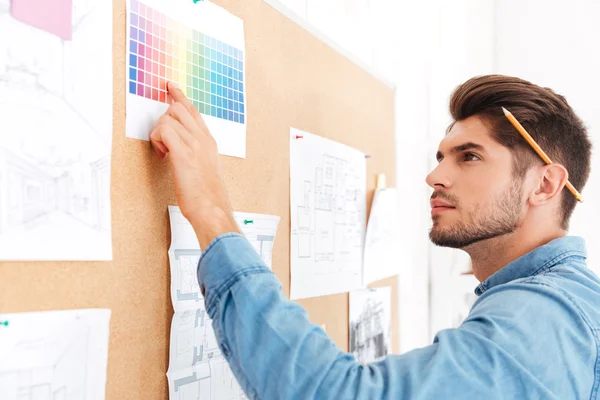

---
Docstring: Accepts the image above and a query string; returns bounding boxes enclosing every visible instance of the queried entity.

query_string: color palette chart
[128,0,245,124]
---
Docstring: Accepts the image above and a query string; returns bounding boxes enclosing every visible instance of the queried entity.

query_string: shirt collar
[475,236,587,296]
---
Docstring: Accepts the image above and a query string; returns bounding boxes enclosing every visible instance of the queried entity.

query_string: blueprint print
[0,0,113,260]
[0,309,111,400]
[167,206,279,400]
[349,287,391,364]
[290,128,366,299]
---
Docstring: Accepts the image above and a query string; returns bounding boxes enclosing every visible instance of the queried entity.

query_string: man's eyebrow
[436,142,486,161]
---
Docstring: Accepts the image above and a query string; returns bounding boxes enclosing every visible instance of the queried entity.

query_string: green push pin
[0,321,8,327]
[243,219,254,225]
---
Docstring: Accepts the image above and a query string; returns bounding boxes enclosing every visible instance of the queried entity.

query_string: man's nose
[425,163,452,189]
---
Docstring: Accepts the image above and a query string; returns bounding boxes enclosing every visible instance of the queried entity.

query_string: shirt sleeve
[198,234,594,400]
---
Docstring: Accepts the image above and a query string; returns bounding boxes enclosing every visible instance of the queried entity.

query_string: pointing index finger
[168,82,195,110]
[167,81,210,133]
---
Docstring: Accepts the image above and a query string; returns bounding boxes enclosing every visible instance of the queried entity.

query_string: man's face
[426,116,526,248]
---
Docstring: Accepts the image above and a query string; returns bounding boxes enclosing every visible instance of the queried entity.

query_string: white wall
[494,0,600,275]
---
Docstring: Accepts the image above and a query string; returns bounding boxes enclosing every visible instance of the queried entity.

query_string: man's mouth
[430,199,456,215]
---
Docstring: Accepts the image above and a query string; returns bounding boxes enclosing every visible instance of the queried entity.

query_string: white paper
[233,212,281,269]
[0,0,113,260]
[0,309,111,399]
[167,206,279,400]
[449,274,479,328]
[290,128,366,299]
[349,287,391,364]
[363,188,401,284]
[126,0,247,158]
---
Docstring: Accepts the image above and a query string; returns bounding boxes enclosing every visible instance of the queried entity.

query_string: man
[151,75,600,399]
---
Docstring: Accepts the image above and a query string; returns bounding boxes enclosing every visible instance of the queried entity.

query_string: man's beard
[429,181,524,249]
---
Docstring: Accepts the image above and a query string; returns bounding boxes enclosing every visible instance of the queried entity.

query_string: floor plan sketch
[290,128,367,299]
[349,287,391,364]
[0,309,111,400]
[0,0,113,260]
[167,206,279,399]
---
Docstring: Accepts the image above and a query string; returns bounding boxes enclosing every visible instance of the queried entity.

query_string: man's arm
[200,235,592,399]
[149,82,241,248]
[151,83,591,399]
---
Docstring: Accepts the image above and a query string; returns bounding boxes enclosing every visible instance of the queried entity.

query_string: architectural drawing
[307,154,365,263]
[169,360,248,400]
[167,207,279,399]
[167,286,248,399]
[290,128,366,299]
[168,307,248,400]
[233,212,280,269]
[0,309,111,400]
[173,251,203,302]
[170,307,219,371]
[349,287,391,364]
[0,0,113,260]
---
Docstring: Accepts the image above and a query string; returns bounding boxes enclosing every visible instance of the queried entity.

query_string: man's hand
[150,82,240,248]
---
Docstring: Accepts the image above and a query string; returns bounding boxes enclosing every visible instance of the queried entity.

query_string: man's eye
[463,152,481,162]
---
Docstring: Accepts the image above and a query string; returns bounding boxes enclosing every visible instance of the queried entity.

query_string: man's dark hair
[449,74,592,230]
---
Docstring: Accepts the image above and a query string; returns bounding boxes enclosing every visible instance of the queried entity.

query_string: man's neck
[464,225,566,282]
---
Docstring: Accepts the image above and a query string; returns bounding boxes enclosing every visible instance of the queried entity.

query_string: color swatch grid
[128,0,245,124]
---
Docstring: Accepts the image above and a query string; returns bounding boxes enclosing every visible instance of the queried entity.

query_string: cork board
[0,0,397,398]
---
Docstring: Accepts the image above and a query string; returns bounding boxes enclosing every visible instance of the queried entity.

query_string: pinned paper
[363,188,401,284]
[11,0,73,40]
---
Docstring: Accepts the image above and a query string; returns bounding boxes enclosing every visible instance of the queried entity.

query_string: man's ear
[529,164,569,206]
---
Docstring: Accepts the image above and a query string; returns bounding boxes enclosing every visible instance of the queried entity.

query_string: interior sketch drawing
[349,288,391,364]
[0,0,113,260]
[0,309,111,400]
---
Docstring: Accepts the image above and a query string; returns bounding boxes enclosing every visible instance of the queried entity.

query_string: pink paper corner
[11,0,73,40]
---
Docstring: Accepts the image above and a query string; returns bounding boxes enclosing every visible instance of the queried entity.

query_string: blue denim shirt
[198,234,600,399]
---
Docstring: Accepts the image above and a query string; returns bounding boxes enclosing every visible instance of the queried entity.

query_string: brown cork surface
[0,0,398,398]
